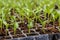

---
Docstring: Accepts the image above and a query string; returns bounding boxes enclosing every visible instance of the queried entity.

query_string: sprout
[50,10,58,27]
[13,22,19,35]
[41,20,47,33]
[27,20,33,33]
[56,10,60,31]
[0,19,2,31]
[3,20,9,35]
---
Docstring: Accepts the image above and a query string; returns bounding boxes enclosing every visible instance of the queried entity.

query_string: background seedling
[3,20,9,35]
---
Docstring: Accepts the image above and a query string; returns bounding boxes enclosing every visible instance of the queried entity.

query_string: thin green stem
[28,28,30,33]
[6,25,8,36]
[44,13,46,20]
[59,17,60,27]
[53,21,55,27]
[14,29,16,35]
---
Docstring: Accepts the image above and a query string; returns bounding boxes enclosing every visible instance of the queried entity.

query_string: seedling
[51,10,59,27]
[0,19,2,34]
[10,14,18,35]
[56,10,60,31]
[13,22,19,35]
[41,20,47,33]
[3,20,9,35]
[27,20,33,33]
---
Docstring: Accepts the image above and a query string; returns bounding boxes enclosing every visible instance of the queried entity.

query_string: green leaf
[14,22,19,29]
[14,22,19,34]
[3,20,8,26]
[28,21,33,29]
[42,21,46,27]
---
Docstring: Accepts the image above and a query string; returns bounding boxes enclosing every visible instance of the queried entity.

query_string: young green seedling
[13,22,19,35]
[27,20,33,33]
[42,20,46,33]
[51,11,58,27]
[51,13,55,27]
[0,19,2,33]
[56,10,60,31]
[3,20,9,35]
[10,14,18,35]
